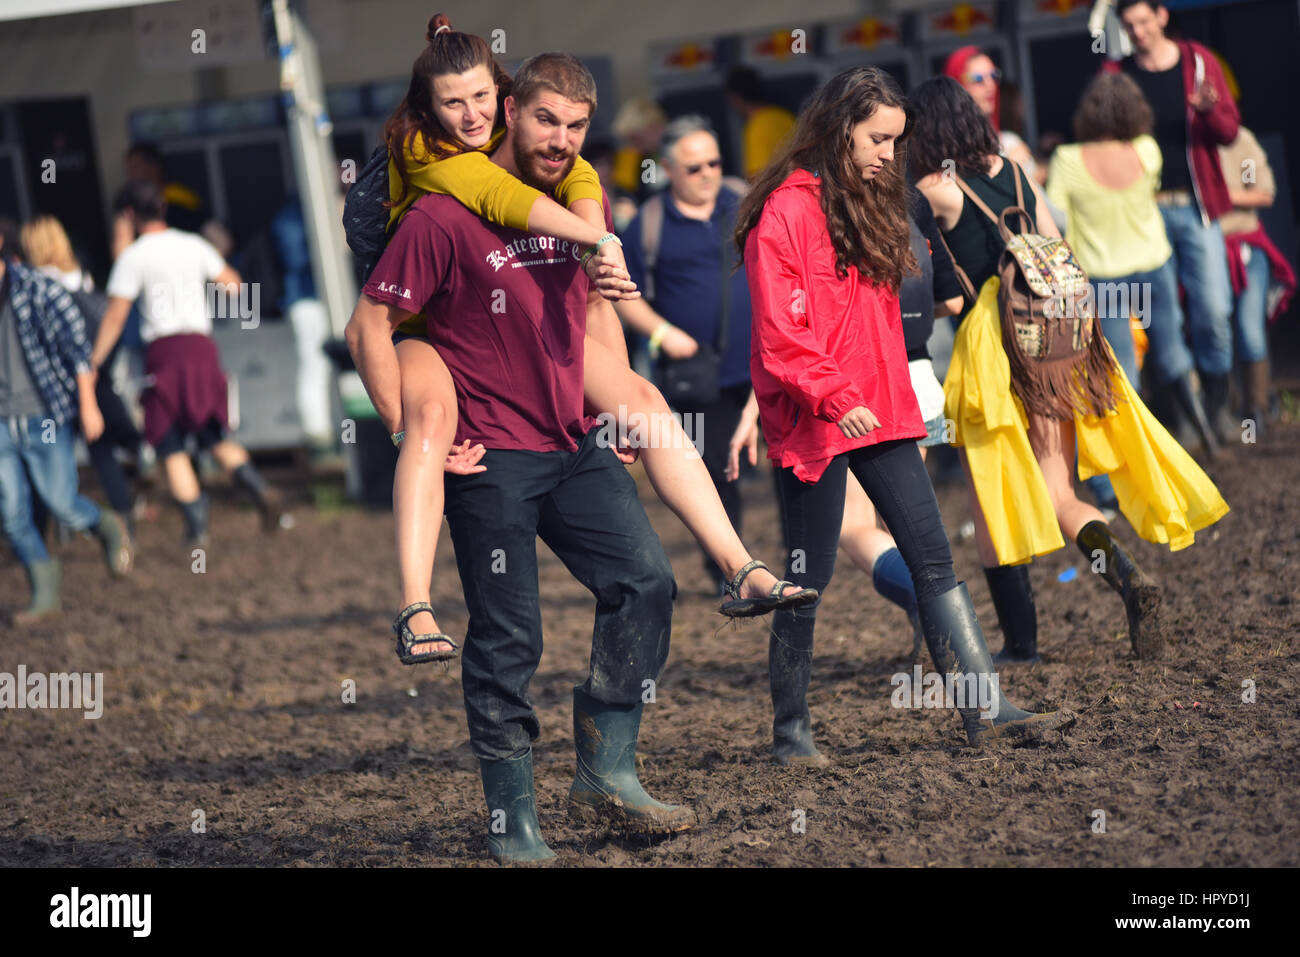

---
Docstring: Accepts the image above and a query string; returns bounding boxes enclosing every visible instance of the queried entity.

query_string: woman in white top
[1047,72,1218,461]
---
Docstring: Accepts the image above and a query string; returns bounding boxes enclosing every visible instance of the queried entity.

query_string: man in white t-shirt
[93,181,285,545]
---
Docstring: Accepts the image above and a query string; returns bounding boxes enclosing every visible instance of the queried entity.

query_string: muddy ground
[2,376,1297,868]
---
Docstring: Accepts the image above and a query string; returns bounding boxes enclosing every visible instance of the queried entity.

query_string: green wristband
[582,232,622,266]
[391,430,406,446]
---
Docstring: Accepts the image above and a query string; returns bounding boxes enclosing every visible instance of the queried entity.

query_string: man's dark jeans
[444,428,677,761]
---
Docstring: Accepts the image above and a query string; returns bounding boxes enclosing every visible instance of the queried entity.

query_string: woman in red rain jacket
[734,66,1073,761]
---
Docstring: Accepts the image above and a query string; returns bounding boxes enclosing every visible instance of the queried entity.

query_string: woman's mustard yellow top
[386,128,606,335]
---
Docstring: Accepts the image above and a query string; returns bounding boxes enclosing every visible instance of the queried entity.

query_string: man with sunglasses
[616,116,754,598]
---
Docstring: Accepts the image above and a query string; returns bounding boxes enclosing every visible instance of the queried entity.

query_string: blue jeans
[1085,263,1187,511]
[1091,258,1193,386]
[0,416,101,565]
[1089,281,1139,387]
[1233,243,1271,364]
[1159,204,1234,375]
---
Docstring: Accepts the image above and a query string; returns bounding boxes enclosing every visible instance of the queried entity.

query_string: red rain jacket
[745,169,925,484]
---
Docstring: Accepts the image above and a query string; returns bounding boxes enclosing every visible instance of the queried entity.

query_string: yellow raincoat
[944,278,1229,566]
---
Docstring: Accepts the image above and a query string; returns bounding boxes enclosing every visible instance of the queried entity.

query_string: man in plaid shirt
[0,234,133,625]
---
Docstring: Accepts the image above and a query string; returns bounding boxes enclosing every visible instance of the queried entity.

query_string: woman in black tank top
[908,76,1172,663]
[942,160,1039,294]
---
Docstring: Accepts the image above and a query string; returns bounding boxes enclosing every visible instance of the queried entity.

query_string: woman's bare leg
[393,337,458,652]
[1026,413,1106,540]
[582,336,799,599]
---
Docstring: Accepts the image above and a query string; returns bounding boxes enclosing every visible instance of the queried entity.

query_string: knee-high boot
[984,564,1040,664]
[568,687,695,833]
[1170,373,1220,459]
[1075,521,1165,659]
[769,622,830,767]
[479,749,555,863]
[916,583,1076,745]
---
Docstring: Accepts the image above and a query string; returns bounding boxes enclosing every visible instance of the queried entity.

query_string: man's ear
[504,95,517,131]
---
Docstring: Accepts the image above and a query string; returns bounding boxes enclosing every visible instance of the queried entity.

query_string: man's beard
[512,136,576,192]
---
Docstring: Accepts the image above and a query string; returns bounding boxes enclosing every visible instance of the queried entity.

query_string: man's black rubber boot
[233,463,283,531]
[1171,372,1220,459]
[177,493,209,546]
[770,628,830,767]
[568,687,696,834]
[984,564,1040,664]
[1242,359,1270,441]
[917,583,1076,746]
[479,750,556,864]
[1200,372,1237,446]
[1076,520,1165,660]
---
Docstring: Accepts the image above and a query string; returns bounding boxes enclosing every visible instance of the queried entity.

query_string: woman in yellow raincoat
[910,77,1228,661]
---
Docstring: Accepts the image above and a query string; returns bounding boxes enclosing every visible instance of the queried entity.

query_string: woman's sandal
[719,560,819,619]
[392,601,460,665]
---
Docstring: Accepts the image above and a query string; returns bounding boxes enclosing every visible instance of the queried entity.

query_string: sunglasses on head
[966,69,1002,85]
[685,158,723,175]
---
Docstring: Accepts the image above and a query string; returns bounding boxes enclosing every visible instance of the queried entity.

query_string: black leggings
[87,375,141,514]
[772,438,957,650]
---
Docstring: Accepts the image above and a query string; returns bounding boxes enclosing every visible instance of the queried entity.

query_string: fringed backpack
[951,160,1118,420]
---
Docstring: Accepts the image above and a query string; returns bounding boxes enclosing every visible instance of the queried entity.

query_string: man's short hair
[511,53,597,115]
[725,66,763,103]
[125,141,164,169]
[114,179,166,222]
[1116,0,1164,15]
[661,115,717,164]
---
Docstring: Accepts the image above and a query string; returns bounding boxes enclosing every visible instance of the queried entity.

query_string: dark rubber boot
[1076,521,1164,660]
[178,494,210,547]
[917,583,1076,746]
[1200,373,1237,446]
[568,687,696,834]
[769,628,829,767]
[233,463,284,531]
[1243,359,1270,441]
[984,564,1040,664]
[14,559,62,625]
[479,750,555,863]
[92,510,133,577]
[1171,373,1219,459]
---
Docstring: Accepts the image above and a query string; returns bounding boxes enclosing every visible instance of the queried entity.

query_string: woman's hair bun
[426,13,453,42]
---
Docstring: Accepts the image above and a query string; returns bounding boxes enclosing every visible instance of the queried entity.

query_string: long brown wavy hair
[383,13,512,210]
[735,66,916,291]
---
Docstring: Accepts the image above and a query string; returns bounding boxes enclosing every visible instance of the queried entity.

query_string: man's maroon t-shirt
[363,190,610,453]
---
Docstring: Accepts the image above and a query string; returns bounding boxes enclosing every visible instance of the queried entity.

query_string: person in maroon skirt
[91,181,284,545]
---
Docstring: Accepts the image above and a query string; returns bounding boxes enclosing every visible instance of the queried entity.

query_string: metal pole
[270,0,363,492]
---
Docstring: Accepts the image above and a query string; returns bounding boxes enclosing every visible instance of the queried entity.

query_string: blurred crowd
[0,0,1294,619]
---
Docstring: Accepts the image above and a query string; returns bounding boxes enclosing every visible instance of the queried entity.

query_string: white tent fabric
[0,0,178,23]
